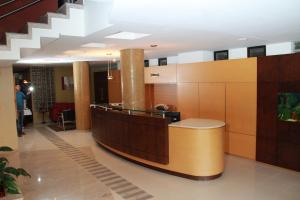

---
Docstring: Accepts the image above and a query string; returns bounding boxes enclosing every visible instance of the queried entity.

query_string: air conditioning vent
[294,41,300,53]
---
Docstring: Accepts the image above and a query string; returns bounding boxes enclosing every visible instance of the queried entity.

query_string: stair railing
[0,0,42,20]
[0,0,15,8]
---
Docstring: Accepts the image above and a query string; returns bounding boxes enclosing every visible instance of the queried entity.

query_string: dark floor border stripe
[38,127,154,200]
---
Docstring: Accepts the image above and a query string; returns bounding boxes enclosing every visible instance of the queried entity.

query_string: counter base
[97,142,222,181]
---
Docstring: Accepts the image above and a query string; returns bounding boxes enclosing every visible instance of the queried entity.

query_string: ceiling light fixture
[105,31,150,40]
[238,37,248,41]
[81,43,106,48]
[106,53,113,80]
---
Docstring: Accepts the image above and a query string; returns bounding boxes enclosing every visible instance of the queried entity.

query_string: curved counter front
[91,108,225,180]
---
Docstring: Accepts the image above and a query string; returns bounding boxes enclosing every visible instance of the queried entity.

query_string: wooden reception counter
[91,107,225,180]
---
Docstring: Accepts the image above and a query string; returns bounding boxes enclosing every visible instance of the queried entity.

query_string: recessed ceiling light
[238,37,248,41]
[150,44,158,47]
[105,31,150,40]
[81,43,106,48]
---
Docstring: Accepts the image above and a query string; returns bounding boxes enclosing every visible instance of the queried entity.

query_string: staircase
[0,0,85,60]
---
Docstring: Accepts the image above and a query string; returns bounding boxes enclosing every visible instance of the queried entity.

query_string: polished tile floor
[14,126,300,200]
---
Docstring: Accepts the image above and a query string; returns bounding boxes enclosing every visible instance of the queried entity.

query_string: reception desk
[91,107,225,180]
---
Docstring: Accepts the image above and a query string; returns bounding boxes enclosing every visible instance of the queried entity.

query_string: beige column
[73,61,91,130]
[120,49,145,110]
[0,66,18,149]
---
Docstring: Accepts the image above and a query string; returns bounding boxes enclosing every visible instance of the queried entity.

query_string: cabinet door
[177,83,199,119]
[226,82,257,135]
[198,83,225,121]
[144,65,177,84]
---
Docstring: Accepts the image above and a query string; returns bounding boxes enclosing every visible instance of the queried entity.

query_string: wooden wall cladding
[177,58,257,83]
[177,83,199,119]
[257,53,300,171]
[198,83,225,121]
[176,58,257,159]
[108,70,122,103]
[91,108,169,164]
[153,84,177,110]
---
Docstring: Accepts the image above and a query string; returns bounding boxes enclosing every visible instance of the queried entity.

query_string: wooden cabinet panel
[228,132,256,160]
[144,65,177,84]
[177,83,199,119]
[91,108,169,164]
[226,82,257,136]
[177,58,257,83]
[198,83,225,121]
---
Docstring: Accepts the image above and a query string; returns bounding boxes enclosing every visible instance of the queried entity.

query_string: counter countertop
[169,118,225,129]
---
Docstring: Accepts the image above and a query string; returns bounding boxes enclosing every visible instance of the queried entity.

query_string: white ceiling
[17,0,300,63]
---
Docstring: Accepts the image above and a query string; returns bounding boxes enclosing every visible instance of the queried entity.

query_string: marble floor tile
[12,126,300,200]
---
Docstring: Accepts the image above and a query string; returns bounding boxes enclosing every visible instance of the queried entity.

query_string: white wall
[148,41,294,65]
[229,48,247,59]
[266,42,293,56]
[177,50,213,64]
[84,0,113,35]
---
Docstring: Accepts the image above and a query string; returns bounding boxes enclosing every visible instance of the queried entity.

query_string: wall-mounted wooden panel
[198,83,225,121]
[177,58,257,83]
[108,70,122,103]
[228,132,256,160]
[257,53,300,171]
[153,84,177,110]
[177,83,199,119]
[226,82,257,136]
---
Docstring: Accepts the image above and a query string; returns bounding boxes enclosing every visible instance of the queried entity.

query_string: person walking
[15,84,27,137]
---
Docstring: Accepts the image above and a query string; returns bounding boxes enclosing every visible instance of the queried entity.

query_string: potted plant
[0,146,31,198]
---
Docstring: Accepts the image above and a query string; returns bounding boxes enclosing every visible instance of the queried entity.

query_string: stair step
[0,45,9,51]
[28,22,51,30]
[6,32,29,41]
[47,12,68,20]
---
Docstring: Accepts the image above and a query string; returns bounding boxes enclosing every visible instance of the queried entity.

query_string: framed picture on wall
[247,45,266,57]
[61,76,74,90]
[158,57,167,66]
[214,50,229,60]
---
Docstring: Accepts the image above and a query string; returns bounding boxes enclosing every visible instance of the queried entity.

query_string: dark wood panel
[257,55,280,82]
[91,108,169,164]
[279,53,300,82]
[0,0,58,44]
[277,142,300,171]
[257,53,300,172]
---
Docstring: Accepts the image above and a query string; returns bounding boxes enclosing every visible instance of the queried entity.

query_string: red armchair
[49,103,75,122]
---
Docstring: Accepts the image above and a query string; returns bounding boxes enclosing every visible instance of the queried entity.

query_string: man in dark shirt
[16,84,26,137]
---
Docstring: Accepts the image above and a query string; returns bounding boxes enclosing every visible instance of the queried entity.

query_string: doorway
[94,71,109,104]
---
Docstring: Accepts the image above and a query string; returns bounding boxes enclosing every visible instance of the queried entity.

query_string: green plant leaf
[7,188,20,194]
[0,146,13,152]
[3,180,20,194]
[0,157,9,163]
[3,174,16,182]
[17,168,31,178]
[0,161,7,171]
[4,167,19,177]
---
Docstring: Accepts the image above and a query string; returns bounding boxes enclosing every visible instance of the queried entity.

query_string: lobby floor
[13,126,300,200]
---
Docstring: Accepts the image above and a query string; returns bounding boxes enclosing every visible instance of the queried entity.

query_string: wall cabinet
[144,64,177,84]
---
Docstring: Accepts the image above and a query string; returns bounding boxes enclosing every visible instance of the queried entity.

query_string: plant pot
[0,186,5,198]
